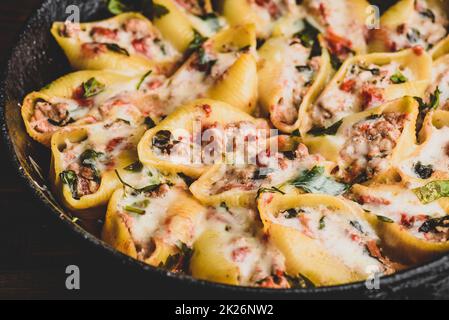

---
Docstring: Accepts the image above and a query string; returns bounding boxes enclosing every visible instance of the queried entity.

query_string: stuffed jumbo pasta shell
[50,115,146,218]
[304,97,419,184]
[190,137,333,207]
[303,0,371,61]
[222,0,303,39]
[306,48,430,132]
[102,171,207,269]
[422,39,449,111]
[190,204,292,288]
[145,24,257,116]
[51,13,180,74]
[351,183,449,264]
[138,99,265,178]
[395,110,449,183]
[258,193,394,286]
[258,34,332,133]
[21,70,160,147]
[165,0,227,38]
[369,0,449,53]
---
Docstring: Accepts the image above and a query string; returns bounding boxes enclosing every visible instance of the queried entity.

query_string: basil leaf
[136,70,152,90]
[105,43,130,56]
[144,116,156,129]
[291,166,349,196]
[115,170,162,193]
[359,66,380,76]
[60,170,78,199]
[413,180,449,204]
[319,216,326,230]
[419,8,436,23]
[185,30,207,57]
[294,20,320,49]
[377,215,394,223]
[83,78,105,98]
[390,72,408,84]
[419,216,449,233]
[80,149,104,167]
[107,0,131,14]
[152,3,170,19]
[307,119,343,136]
[414,162,434,180]
[152,130,172,150]
[256,187,286,199]
[124,161,143,172]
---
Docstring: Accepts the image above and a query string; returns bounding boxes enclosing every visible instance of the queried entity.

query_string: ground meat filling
[339,112,407,183]
[31,100,71,133]
[61,18,177,61]
[387,0,449,51]
[312,62,411,128]
[67,162,101,198]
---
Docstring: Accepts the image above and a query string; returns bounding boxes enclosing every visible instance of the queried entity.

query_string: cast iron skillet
[2,0,449,299]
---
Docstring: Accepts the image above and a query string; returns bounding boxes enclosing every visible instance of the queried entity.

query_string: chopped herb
[296,65,312,73]
[115,170,162,193]
[419,216,449,233]
[106,0,153,19]
[377,215,394,223]
[196,47,217,74]
[319,216,326,230]
[390,72,408,84]
[152,3,170,19]
[107,0,132,14]
[294,20,320,49]
[47,111,74,127]
[407,28,421,44]
[291,166,349,196]
[136,70,152,90]
[307,119,343,136]
[359,65,380,76]
[256,38,266,49]
[414,162,434,179]
[253,168,274,180]
[419,8,436,22]
[330,54,343,70]
[124,161,143,172]
[284,209,300,219]
[256,187,286,199]
[413,180,449,204]
[282,151,296,160]
[82,78,105,98]
[105,43,130,56]
[291,129,301,137]
[60,170,78,199]
[160,242,193,272]
[152,130,173,152]
[125,205,146,215]
[366,114,382,121]
[415,88,441,112]
[285,273,315,289]
[350,220,364,234]
[80,149,104,167]
[239,45,251,52]
[185,30,207,57]
[220,202,229,211]
[144,116,156,129]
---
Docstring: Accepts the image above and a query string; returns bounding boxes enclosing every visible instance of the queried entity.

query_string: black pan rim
[1,0,448,298]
